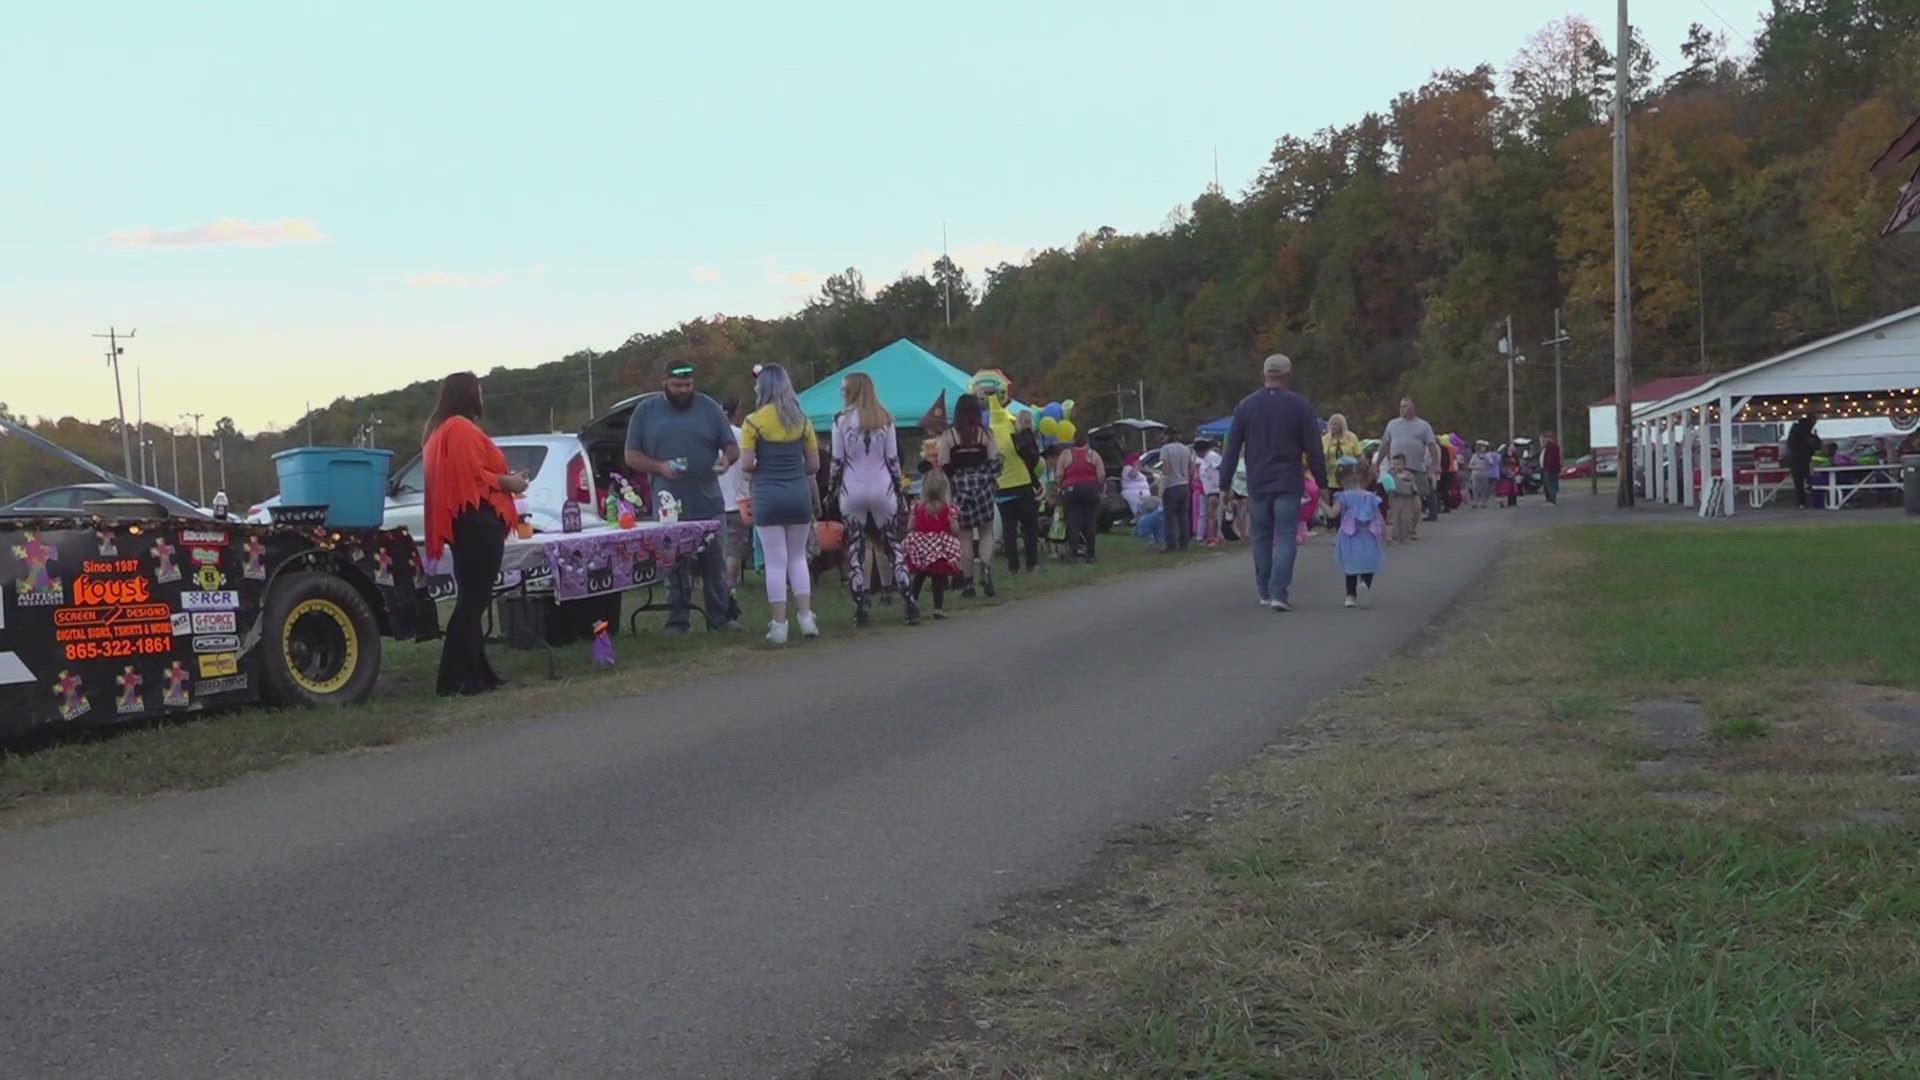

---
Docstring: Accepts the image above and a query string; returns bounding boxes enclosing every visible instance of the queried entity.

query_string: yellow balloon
[1057,421,1076,442]
[1039,416,1060,436]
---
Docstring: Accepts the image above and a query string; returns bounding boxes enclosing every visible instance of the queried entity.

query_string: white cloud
[404,271,506,288]
[107,217,329,247]
[907,241,1038,274]
[690,267,722,282]
[762,258,819,291]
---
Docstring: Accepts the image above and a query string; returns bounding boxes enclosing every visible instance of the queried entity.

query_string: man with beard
[625,359,744,633]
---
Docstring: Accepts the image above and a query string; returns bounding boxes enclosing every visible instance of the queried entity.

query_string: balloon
[1060,399,1075,419]
[1039,416,1060,436]
[1042,402,1064,421]
[1057,421,1076,442]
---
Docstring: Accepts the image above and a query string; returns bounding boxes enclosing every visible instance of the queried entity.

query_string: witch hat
[919,389,950,434]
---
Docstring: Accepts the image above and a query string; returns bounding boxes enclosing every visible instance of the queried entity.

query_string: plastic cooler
[271,447,394,528]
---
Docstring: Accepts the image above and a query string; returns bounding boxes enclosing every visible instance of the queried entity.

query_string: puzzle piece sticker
[151,535,181,583]
[54,669,90,721]
[115,665,144,714]
[11,532,65,607]
[162,661,191,707]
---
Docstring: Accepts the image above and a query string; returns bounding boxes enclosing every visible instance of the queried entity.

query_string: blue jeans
[1248,492,1303,602]
[1134,507,1164,546]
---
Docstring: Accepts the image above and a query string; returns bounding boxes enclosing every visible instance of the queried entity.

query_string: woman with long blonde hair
[832,372,915,625]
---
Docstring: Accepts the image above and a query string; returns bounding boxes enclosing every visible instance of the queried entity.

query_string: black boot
[853,593,871,628]
[903,594,920,625]
[980,562,996,598]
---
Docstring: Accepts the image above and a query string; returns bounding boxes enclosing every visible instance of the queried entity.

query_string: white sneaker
[1359,581,1372,607]
[1270,598,1292,612]
[797,612,820,638]
[766,620,789,645]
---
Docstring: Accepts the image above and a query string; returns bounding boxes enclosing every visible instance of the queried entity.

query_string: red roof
[1590,373,1720,407]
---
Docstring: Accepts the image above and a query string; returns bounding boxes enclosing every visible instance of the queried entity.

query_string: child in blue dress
[1326,461,1384,608]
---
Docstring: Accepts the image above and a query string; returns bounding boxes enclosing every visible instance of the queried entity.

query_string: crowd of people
[418,353,1575,686]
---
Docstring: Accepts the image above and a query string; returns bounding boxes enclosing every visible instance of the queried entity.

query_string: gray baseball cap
[1261,353,1292,377]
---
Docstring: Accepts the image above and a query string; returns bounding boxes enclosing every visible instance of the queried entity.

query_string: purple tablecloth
[497,520,720,602]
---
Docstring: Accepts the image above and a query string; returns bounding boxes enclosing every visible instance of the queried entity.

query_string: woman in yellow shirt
[738,364,821,644]
[1323,413,1364,463]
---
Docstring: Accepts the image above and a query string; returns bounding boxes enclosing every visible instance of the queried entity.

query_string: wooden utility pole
[1611,0,1635,507]
[93,327,136,478]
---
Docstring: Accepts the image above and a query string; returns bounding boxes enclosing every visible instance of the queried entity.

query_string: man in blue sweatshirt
[1216,353,1329,611]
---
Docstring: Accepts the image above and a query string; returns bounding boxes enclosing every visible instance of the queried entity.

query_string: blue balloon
[1042,402,1064,421]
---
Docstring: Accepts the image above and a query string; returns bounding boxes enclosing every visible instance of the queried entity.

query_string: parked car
[247,433,600,537]
[245,494,281,523]
[1561,451,1620,478]
[383,433,598,538]
[2,481,208,519]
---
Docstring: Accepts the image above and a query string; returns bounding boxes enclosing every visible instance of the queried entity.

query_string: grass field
[0,535,1213,830]
[870,522,1920,1078]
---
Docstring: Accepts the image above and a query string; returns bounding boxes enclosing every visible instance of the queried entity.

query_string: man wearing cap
[624,359,743,633]
[1217,353,1328,611]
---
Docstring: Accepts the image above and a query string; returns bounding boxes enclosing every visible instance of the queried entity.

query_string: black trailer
[0,421,437,740]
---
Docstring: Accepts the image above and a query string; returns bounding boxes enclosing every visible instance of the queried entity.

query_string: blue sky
[2,0,1772,431]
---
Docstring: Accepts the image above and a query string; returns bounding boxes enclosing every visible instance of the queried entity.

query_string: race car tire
[260,570,382,708]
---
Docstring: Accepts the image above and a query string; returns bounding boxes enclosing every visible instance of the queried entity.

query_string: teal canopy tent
[796,339,1030,429]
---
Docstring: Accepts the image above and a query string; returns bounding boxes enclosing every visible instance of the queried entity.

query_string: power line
[1696,0,1757,50]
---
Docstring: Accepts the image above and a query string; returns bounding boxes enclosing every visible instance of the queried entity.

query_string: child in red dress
[903,469,965,622]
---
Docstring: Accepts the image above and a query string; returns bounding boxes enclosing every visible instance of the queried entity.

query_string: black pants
[438,506,507,696]
[999,489,1040,572]
[1063,483,1101,561]
[1344,572,1375,597]
[667,516,733,630]
[1790,462,1812,507]
[910,572,948,609]
[1439,472,1456,511]
[1162,485,1192,551]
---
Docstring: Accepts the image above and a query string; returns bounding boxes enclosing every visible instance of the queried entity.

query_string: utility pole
[1499,315,1523,450]
[135,366,146,484]
[215,432,227,491]
[941,222,952,327]
[1612,0,1635,507]
[182,412,205,505]
[1544,310,1578,493]
[586,350,597,417]
[169,425,180,490]
[93,327,136,477]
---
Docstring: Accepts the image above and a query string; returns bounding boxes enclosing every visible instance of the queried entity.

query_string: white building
[1626,303,1920,515]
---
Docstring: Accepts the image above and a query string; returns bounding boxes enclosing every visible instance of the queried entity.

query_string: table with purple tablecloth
[496,520,721,602]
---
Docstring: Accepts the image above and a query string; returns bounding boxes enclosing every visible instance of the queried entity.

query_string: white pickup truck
[247,433,600,537]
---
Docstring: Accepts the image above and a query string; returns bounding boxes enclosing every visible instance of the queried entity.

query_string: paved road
[1,507,1517,1079]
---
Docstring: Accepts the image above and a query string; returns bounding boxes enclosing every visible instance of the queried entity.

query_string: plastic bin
[271,448,393,528]
[1905,455,1920,515]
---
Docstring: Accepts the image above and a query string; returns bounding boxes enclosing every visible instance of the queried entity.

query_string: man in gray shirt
[625,359,742,633]
[1156,431,1195,552]
[1380,397,1440,528]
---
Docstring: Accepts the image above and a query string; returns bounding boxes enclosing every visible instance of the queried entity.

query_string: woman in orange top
[423,372,528,696]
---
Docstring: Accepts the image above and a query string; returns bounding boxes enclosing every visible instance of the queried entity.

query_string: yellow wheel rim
[282,598,360,695]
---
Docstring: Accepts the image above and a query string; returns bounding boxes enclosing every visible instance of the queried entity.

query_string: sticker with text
[191,611,236,634]
[197,652,239,678]
[181,591,239,611]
